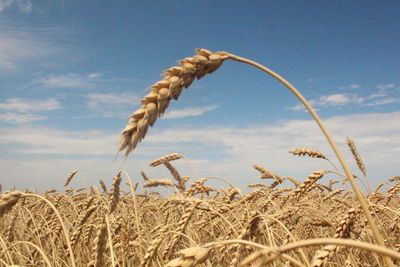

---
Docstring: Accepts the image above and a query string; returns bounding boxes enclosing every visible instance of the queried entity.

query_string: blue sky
[1,0,399,192]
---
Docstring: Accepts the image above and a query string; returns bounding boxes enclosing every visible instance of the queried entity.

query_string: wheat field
[1,49,399,266]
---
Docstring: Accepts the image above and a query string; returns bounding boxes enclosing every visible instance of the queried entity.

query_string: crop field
[0,155,399,266]
[1,49,400,266]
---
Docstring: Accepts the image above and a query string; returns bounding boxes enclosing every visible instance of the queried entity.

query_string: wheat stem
[24,193,77,267]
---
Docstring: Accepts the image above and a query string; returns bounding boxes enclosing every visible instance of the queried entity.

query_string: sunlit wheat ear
[346,137,366,177]
[289,148,327,160]
[92,218,108,267]
[149,153,183,166]
[143,178,175,188]
[251,163,283,180]
[119,49,229,156]
[109,172,122,214]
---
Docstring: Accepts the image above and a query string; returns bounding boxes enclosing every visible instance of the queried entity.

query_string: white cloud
[86,92,139,117]
[0,22,66,71]
[363,97,398,107]
[1,111,400,190]
[37,74,95,89]
[367,92,387,99]
[0,112,45,123]
[339,84,360,90]
[163,105,219,119]
[0,34,48,70]
[87,93,137,106]
[87,72,102,79]
[0,98,61,112]
[319,93,352,105]
[0,127,117,155]
[288,93,364,111]
[143,112,400,188]
[377,84,395,90]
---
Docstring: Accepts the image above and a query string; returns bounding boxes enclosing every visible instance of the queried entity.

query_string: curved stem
[0,241,53,267]
[24,193,76,267]
[226,53,392,266]
[203,238,400,261]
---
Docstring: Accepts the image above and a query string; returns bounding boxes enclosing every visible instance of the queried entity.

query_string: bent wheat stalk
[119,49,390,265]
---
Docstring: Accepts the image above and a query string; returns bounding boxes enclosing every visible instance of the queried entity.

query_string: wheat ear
[289,147,327,159]
[64,170,78,187]
[346,137,366,177]
[109,172,122,214]
[119,50,228,156]
[149,153,183,166]
[311,207,361,266]
[91,218,108,267]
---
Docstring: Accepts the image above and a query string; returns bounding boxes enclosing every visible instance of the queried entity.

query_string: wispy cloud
[377,84,395,90]
[0,21,68,71]
[0,98,61,123]
[363,97,398,107]
[86,92,139,117]
[0,0,32,13]
[339,84,360,90]
[288,93,363,111]
[289,83,399,111]
[367,92,387,99]
[163,105,219,119]
[0,98,61,112]
[0,126,117,155]
[0,112,45,123]
[0,33,49,70]
[363,83,398,104]
[86,72,102,79]
[318,93,362,106]
[37,74,96,89]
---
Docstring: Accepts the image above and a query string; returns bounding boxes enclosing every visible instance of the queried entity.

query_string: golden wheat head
[119,49,229,156]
